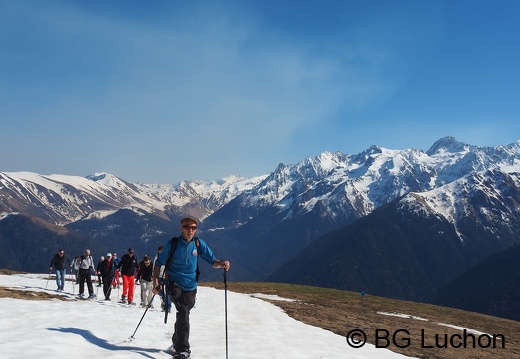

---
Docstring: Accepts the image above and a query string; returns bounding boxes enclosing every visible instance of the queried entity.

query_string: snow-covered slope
[400,170,520,240]
[0,272,415,359]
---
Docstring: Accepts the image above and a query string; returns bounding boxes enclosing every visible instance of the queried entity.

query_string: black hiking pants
[78,268,94,296]
[169,283,197,353]
[102,275,113,299]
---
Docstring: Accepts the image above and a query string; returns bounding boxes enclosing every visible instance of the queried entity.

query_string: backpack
[164,236,201,282]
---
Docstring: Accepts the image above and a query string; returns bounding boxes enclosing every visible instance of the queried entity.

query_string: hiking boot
[161,302,171,313]
[172,352,190,359]
[162,344,175,355]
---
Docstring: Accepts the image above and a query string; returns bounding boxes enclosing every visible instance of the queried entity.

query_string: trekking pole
[72,272,76,294]
[106,273,115,300]
[224,269,229,359]
[163,281,169,324]
[129,294,156,341]
[45,270,52,289]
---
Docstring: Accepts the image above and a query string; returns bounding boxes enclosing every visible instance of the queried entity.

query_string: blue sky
[1,0,519,183]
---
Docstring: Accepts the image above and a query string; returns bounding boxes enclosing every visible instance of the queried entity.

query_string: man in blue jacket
[153,216,230,359]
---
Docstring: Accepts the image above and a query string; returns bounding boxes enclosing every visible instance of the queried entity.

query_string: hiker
[71,256,80,282]
[97,253,116,301]
[135,263,140,285]
[152,245,164,268]
[96,255,104,286]
[153,216,230,359]
[49,249,71,291]
[153,245,171,312]
[77,249,96,299]
[137,255,154,308]
[112,252,121,288]
[117,247,139,304]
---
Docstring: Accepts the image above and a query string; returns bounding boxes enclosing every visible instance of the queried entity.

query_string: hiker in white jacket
[77,249,95,299]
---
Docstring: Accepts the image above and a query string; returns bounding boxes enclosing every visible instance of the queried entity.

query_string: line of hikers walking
[49,247,156,306]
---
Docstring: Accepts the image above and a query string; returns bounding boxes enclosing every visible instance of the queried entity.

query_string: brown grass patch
[0,269,68,301]
[0,287,67,301]
[0,269,27,275]
[202,281,520,359]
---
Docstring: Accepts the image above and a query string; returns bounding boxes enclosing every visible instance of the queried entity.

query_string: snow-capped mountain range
[207,136,520,232]
[0,171,266,225]
[2,136,520,305]
[2,136,520,232]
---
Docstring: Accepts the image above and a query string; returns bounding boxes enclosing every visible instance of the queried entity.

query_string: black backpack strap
[195,238,201,282]
[164,237,178,281]
[163,237,178,324]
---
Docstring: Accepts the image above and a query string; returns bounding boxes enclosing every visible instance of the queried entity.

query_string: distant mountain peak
[426,136,469,155]
[86,173,110,181]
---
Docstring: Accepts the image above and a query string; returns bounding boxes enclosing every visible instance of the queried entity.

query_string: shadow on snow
[48,327,161,358]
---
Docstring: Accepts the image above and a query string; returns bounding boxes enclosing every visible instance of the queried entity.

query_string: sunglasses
[182,225,197,231]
